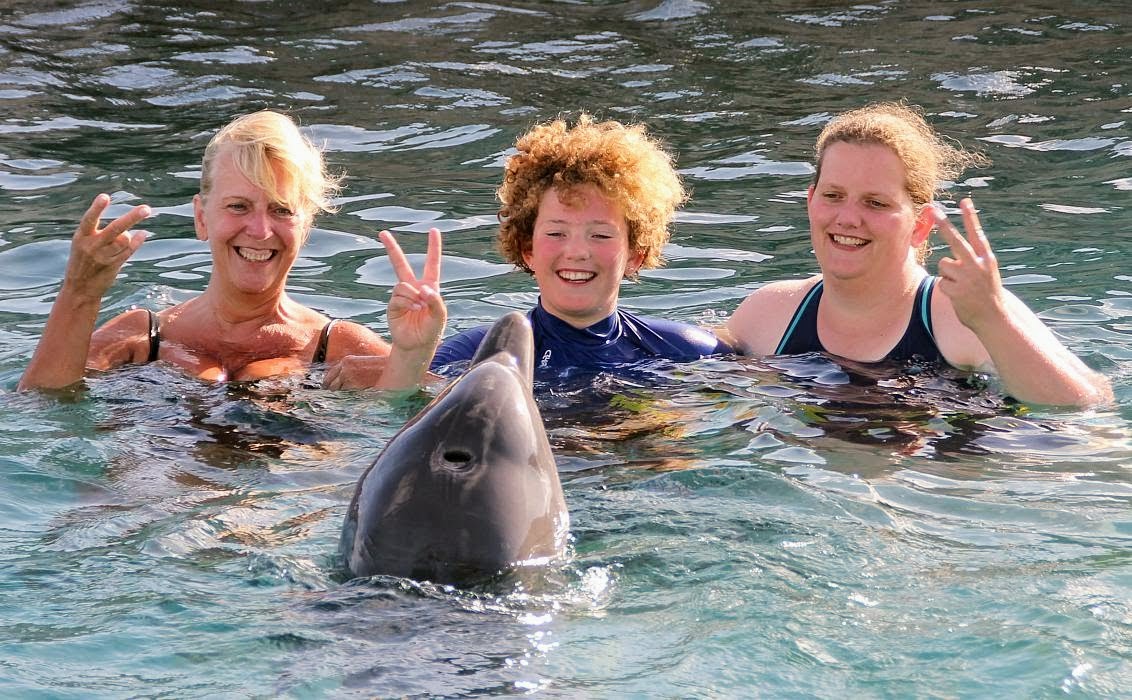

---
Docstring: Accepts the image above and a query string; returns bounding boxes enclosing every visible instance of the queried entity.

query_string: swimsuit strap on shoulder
[917,275,937,345]
[312,319,338,364]
[147,309,161,362]
[775,279,824,355]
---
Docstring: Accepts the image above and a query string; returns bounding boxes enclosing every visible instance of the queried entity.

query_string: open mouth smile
[557,270,595,282]
[237,247,277,262]
[830,233,868,247]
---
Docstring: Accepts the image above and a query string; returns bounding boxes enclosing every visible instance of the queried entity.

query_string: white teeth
[558,270,595,281]
[238,247,274,262]
[831,234,866,246]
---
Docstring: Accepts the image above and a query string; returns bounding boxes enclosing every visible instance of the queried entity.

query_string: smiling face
[807,141,932,283]
[194,146,311,299]
[521,184,643,329]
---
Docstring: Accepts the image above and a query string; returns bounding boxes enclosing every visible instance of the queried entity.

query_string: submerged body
[339,312,569,584]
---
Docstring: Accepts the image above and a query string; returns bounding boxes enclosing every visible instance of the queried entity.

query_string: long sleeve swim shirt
[430,300,731,376]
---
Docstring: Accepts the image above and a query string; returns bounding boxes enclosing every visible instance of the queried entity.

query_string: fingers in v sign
[378,228,442,306]
[931,197,1007,330]
[68,194,152,292]
[378,228,446,352]
[933,198,999,280]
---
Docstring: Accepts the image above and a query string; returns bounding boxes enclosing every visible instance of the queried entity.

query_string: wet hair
[497,113,688,276]
[814,102,988,262]
[199,110,341,220]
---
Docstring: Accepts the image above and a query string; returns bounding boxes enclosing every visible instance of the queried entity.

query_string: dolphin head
[340,312,569,584]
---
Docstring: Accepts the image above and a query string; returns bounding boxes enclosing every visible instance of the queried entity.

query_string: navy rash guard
[430,301,731,375]
[775,275,943,363]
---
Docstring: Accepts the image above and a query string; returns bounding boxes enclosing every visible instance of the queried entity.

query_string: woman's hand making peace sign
[18,194,152,391]
[379,228,446,355]
[932,197,1007,334]
[931,196,1112,406]
[324,228,446,391]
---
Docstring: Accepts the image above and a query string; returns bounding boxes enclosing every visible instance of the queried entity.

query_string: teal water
[2,1,1131,697]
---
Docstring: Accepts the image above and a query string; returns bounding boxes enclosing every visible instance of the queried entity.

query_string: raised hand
[380,228,446,354]
[931,197,1112,406]
[320,230,445,392]
[932,197,1007,333]
[19,193,151,390]
[65,193,151,299]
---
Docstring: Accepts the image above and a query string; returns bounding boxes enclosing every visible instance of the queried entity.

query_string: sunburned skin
[185,356,307,382]
[19,111,446,394]
[155,331,314,382]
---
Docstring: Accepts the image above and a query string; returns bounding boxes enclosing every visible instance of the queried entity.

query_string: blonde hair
[200,110,341,218]
[814,102,988,262]
[497,113,687,276]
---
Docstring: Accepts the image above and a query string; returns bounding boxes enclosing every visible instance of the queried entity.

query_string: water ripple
[2,3,1132,697]
[6,1,128,29]
[934,71,1039,97]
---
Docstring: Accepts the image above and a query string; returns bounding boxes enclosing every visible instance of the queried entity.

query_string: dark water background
[1,1,1131,697]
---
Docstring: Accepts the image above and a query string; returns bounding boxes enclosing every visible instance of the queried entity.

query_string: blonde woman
[21,110,444,391]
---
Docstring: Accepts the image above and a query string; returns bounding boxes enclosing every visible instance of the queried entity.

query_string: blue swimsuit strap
[775,276,937,359]
[917,276,937,346]
[775,280,823,354]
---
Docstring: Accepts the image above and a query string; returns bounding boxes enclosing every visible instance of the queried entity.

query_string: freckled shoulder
[726,276,820,356]
[324,320,392,362]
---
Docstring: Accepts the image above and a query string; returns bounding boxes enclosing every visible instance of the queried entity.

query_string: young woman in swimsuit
[722,102,1111,407]
[19,110,445,391]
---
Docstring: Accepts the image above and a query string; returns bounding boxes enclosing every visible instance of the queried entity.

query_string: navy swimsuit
[775,276,943,363]
[430,301,731,375]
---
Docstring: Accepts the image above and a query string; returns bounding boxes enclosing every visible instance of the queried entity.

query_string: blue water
[2,1,1131,697]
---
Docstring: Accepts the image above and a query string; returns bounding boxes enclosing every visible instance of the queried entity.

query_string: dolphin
[339,311,570,584]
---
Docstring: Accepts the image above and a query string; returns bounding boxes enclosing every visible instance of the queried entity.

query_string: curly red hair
[497,114,687,276]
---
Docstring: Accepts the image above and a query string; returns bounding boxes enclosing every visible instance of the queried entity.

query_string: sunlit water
[1,1,1131,697]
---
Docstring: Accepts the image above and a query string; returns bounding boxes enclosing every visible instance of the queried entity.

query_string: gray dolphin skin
[339,311,569,584]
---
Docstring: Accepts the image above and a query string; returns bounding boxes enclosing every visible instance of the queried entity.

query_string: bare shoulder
[726,276,819,355]
[929,288,990,370]
[89,307,154,369]
[325,320,391,361]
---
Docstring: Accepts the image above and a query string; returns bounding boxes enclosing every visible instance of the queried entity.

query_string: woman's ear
[911,204,935,247]
[193,194,207,241]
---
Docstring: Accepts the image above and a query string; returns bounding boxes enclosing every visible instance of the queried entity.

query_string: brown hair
[814,102,988,262]
[497,114,687,276]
